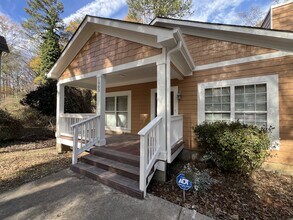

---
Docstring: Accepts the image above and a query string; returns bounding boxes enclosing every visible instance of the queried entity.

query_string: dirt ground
[0,139,71,193]
[148,160,293,220]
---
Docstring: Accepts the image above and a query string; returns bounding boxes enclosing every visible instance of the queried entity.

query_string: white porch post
[156,49,170,180]
[56,83,64,138]
[96,75,106,146]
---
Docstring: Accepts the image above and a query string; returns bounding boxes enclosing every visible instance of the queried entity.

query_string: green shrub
[0,109,23,142]
[193,121,271,174]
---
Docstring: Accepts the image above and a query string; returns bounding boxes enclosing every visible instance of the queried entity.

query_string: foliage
[1,96,55,128]
[64,18,83,39]
[20,80,95,116]
[193,121,272,174]
[127,0,193,23]
[22,0,64,39]
[22,0,64,84]
[20,80,57,116]
[39,30,62,82]
[0,109,23,142]
[181,163,218,194]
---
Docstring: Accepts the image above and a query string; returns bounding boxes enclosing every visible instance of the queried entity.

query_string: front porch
[52,17,195,198]
[55,59,188,198]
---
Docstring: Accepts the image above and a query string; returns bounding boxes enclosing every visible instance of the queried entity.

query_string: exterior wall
[183,35,276,66]
[177,55,293,171]
[106,80,179,134]
[60,33,161,80]
[272,2,293,31]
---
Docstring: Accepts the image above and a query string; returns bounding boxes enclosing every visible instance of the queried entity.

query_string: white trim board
[58,55,161,85]
[105,90,132,133]
[194,51,293,71]
[197,74,280,150]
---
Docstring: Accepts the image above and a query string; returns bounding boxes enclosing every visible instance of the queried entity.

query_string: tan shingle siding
[184,35,276,66]
[177,55,293,166]
[60,33,161,80]
[272,2,293,31]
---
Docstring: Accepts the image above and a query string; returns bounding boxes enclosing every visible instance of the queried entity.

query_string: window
[204,84,268,127]
[205,87,231,122]
[105,91,131,131]
[234,84,267,127]
[198,75,279,149]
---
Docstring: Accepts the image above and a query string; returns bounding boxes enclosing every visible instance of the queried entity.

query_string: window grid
[204,83,267,127]
[205,87,231,122]
[105,96,128,128]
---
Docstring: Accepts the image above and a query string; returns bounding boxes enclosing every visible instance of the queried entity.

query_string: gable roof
[151,17,293,52]
[0,36,9,53]
[48,15,195,79]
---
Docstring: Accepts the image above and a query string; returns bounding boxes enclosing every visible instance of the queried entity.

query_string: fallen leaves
[148,160,293,220]
[0,139,71,193]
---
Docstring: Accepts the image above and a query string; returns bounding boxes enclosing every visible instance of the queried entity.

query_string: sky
[0,0,281,26]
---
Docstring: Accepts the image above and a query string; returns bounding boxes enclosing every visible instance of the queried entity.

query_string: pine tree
[22,0,64,84]
[127,0,193,23]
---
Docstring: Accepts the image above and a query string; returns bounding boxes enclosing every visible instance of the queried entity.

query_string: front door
[150,86,179,119]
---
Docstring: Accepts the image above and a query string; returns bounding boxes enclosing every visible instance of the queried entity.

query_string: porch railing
[138,115,163,197]
[170,115,183,147]
[71,115,100,164]
[60,113,96,136]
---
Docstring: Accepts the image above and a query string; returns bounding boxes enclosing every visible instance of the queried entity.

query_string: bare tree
[238,0,290,27]
[0,15,36,100]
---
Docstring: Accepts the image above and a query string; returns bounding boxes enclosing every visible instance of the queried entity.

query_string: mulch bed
[148,160,293,220]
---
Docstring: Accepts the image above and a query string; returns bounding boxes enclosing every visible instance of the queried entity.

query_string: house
[48,1,293,198]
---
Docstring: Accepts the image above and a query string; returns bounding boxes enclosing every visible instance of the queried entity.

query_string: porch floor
[104,133,140,156]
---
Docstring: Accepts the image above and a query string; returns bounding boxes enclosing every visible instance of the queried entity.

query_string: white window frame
[198,74,280,149]
[105,90,131,133]
[150,86,179,119]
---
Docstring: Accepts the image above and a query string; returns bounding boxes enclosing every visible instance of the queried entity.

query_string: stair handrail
[138,115,163,197]
[71,115,100,164]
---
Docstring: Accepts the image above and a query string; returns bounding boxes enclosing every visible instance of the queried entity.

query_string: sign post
[176,173,192,203]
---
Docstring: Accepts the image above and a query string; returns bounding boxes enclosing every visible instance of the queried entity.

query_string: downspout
[165,39,182,163]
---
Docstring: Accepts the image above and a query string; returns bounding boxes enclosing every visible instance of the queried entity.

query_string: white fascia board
[151,18,293,52]
[87,16,174,38]
[48,16,174,80]
[152,18,293,39]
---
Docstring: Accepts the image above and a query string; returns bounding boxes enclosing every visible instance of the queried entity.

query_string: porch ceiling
[65,64,182,90]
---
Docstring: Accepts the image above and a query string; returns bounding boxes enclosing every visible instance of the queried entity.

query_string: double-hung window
[198,75,279,148]
[105,91,131,132]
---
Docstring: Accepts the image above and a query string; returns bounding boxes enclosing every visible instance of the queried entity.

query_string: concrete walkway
[0,169,212,220]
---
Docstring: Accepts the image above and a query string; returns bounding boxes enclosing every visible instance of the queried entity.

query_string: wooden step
[90,147,140,167]
[81,154,139,181]
[71,162,143,199]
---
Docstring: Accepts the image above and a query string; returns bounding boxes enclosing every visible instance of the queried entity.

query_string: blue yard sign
[176,173,192,191]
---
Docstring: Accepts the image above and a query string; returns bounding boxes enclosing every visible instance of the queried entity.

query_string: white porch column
[156,49,171,179]
[96,75,106,146]
[56,83,64,138]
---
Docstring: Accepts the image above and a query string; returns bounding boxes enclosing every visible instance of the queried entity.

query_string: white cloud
[187,0,245,24]
[63,0,127,24]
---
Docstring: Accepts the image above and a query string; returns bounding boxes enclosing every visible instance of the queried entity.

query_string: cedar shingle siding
[60,33,161,80]
[272,2,293,31]
[183,35,276,66]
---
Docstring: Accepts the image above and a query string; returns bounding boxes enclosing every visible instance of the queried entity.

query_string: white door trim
[150,86,179,120]
[105,90,132,133]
